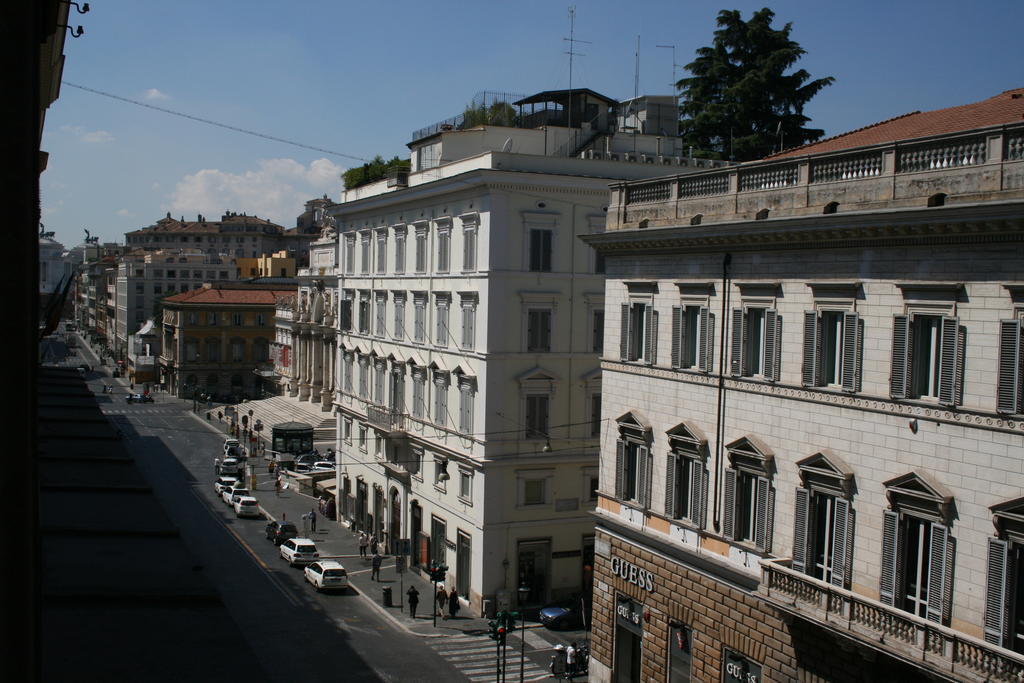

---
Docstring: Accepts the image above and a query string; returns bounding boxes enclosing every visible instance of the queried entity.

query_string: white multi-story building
[329,88,729,616]
[581,88,1024,682]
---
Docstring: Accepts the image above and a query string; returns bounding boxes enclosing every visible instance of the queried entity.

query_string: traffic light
[496,625,507,645]
[487,619,498,640]
[429,564,448,583]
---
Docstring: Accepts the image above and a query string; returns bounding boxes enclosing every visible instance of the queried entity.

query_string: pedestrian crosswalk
[101,407,181,416]
[428,633,550,682]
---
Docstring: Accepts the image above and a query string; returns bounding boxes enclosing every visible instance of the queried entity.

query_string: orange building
[159,282,295,400]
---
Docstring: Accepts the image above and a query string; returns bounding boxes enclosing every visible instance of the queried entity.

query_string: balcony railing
[366,405,407,433]
[759,558,1024,682]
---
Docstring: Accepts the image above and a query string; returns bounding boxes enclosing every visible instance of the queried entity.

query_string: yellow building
[235,250,295,279]
[159,282,295,399]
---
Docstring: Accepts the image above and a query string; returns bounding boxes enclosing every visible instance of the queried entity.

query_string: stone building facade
[582,89,1024,682]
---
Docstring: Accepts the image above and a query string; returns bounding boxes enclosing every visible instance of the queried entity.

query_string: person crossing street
[406,585,420,619]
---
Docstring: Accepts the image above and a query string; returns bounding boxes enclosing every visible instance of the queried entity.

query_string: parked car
[311,462,335,472]
[214,476,239,495]
[538,598,591,631]
[126,393,153,404]
[223,438,241,454]
[76,364,91,373]
[280,538,319,567]
[233,496,261,518]
[265,520,299,546]
[304,560,349,592]
[222,487,250,505]
[295,454,318,467]
[217,458,243,477]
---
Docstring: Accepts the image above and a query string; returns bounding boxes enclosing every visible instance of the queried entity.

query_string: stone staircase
[242,394,336,443]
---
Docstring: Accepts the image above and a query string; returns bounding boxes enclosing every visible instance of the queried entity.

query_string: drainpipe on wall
[712,253,731,533]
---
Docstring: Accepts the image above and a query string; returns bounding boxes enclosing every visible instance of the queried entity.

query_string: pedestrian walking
[447,587,460,620]
[370,534,379,556]
[566,642,577,676]
[436,586,448,617]
[406,585,420,619]
[309,508,317,533]
[274,475,282,497]
[268,460,276,475]
[371,552,382,581]
[359,532,368,558]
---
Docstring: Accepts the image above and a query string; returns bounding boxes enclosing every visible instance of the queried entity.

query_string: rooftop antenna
[563,5,590,133]
[656,43,683,136]
[634,35,640,100]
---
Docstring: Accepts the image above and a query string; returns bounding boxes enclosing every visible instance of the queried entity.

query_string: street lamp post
[517,585,531,682]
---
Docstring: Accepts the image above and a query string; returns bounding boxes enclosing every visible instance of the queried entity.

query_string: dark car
[126,393,154,404]
[538,598,591,631]
[75,363,91,373]
[265,520,299,546]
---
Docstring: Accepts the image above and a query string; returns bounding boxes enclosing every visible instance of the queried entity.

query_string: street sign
[395,556,406,574]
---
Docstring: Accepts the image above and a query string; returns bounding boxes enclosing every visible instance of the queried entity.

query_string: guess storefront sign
[723,649,761,683]
[610,556,654,592]
[615,595,644,635]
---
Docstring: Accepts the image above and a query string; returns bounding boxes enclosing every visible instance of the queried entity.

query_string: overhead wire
[62,81,371,163]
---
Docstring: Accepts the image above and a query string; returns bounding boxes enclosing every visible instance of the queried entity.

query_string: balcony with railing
[606,122,1024,230]
[759,558,1024,682]
[366,404,407,435]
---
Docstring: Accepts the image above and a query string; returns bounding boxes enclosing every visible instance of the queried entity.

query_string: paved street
[61,332,590,682]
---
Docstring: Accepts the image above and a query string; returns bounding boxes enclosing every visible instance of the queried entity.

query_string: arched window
[205,338,221,362]
[230,337,245,362]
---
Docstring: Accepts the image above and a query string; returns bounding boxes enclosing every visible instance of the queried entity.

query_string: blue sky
[42,0,1024,248]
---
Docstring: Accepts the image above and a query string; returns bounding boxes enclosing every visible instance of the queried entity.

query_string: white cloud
[60,124,114,143]
[143,88,170,101]
[166,158,345,225]
[116,208,133,217]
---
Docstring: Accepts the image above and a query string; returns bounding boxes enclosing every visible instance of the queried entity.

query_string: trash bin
[382,586,393,607]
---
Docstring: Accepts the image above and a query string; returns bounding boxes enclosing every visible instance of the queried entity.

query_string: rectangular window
[527,309,552,352]
[614,440,650,506]
[723,469,772,551]
[257,313,266,327]
[340,292,353,332]
[394,229,406,274]
[393,294,406,341]
[412,371,426,419]
[374,362,386,405]
[665,452,706,527]
[358,293,371,334]
[360,232,370,274]
[415,227,428,273]
[461,300,476,351]
[528,229,552,272]
[671,305,714,372]
[984,539,1024,652]
[435,296,450,348]
[207,313,219,326]
[344,354,354,393]
[463,226,477,271]
[437,228,450,273]
[590,393,602,437]
[523,479,546,506]
[344,417,352,444]
[803,310,861,391]
[413,295,426,343]
[359,425,368,452]
[433,372,448,426]
[524,394,549,439]
[358,357,369,398]
[730,307,781,380]
[233,312,243,326]
[459,471,472,501]
[375,294,387,337]
[792,488,851,588]
[376,230,387,274]
[459,380,475,434]
[344,235,356,274]
[879,510,952,624]
[998,319,1024,414]
[620,302,659,365]
[891,314,963,406]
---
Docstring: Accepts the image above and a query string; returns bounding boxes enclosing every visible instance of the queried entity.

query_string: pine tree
[677,8,834,161]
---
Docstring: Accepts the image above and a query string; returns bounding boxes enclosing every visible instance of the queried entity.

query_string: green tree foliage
[462,101,517,128]
[677,7,834,161]
[343,155,411,190]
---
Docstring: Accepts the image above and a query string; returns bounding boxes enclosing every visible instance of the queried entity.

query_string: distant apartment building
[236,250,297,280]
[328,88,731,616]
[159,282,296,399]
[581,89,1024,682]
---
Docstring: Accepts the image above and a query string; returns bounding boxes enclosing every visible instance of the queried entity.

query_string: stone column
[287,328,299,397]
[297,327,311,400]
[320,333,335,411]
[310,328,323,404]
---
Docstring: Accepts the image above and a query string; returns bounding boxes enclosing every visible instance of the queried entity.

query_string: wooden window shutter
[938,316,962,407]
[723,469,736,540]
[614,440,626,499]
[754,476,771,550]
[890,315,911,399]
[831,498,851,588]
[926,523,949,623]
[730,308,745,376]
[879,510,900,606]
[688,460,703,524]
[997,320,1023,414]
[802,311,820,387]
[619,304,630,361]
[699,307,713,372]
[841,312,861,393]
[646,307,658,366]
[664,454,677,517]
[699,467,709,529]
[764,309,782,382]
[984,537,1009,645]
[792,488,810,574]
[671,306,683,368]
[637,446,651,508]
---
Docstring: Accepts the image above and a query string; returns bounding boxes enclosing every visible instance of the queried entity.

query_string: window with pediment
[723,436,774,552]
[614,411,652,508]
[663,421,708,528]
[984,497,1024,651]
[792,450,855,588]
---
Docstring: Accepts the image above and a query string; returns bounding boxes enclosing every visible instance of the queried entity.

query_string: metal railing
[760,558,1024,682]
[366,404,407,432]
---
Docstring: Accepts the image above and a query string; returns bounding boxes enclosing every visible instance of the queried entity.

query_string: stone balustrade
[607,123,1024,230]
[366,404,407,433]
[759,558,1024,682]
